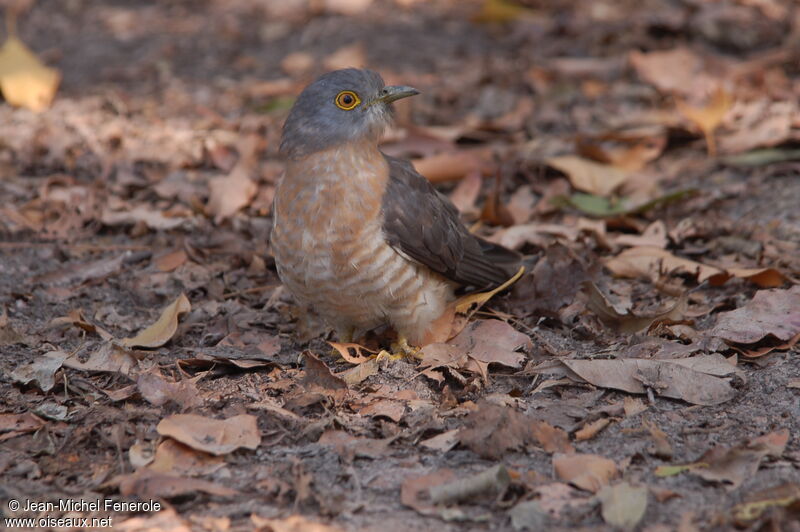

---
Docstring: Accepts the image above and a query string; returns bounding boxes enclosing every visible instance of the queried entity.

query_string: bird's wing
[381,155,521,288]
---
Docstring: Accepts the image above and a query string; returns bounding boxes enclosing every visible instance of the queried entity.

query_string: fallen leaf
[420,429,460,452]
[644,419,673,458]
[136,371,202,410]
[584,281,688,334]
[121,293,191,348]
[118,468,237,499]
[156,413,261,455]
[328,341,375,364]
[546,155,630,197]
[687,429,789,490]
[629,47,714,97]
[576,130,667,172]
[560,354,738,406]
[359,399,405,422]
[676,87,734,157]
[553,453,617,493]
[63,342,138,375]
[0,412,46,442]
[337,357,379,385]
[623,397,648,417]
[598,482,648,530]
[733,483,800,523]
[50,309,114,341]
[0,35,60,111]
[155,249,188,272]
[604,246,724,284]
[147,439,225,476]
[401,469,458,515]
[575,418,611,442]
[709,285,800,345]
[317,430,389,460]
[531,420,574,454]
[302,352,348,395]
[509,500,551,531]
[9,350,67,392]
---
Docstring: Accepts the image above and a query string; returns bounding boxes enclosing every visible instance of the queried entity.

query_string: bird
[271,68,521,353]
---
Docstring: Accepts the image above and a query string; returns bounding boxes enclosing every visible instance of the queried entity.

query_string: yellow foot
[387,335,423,360]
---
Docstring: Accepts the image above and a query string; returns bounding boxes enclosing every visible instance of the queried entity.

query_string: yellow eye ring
[335,90,360,111]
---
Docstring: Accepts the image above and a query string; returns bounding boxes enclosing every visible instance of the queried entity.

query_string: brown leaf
[644,419,673,458]
[604,246,725,284]
[0,412,45,442]
[709,285,800,344]
[560,355,738,406]
[629,47,715,97]
[118,468,237,499]
[317,430,389,460]
[9,350,67,392]
[584,281,688,334]
[553,453,617,493]
[576,130,667,172]
[691,429,789,490]
[328,341,375,365]
[546,155,630,197]
[420,429,460,452]
[136,371,203,410]
[121,293,191,348]
[156,414,261,455]
[575,418,611,442]
[206,135,260,222]
[458,401,534,459]
[359,399,405,423]
[401,469,458,515]
[0,35,60,111]
[531,420,575,454]
[63,342,138,375]
[147,439,226,476]
[155,249,188,272]
[301,352,347,394]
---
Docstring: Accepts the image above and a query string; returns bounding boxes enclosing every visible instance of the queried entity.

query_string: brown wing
[381,155,521,289]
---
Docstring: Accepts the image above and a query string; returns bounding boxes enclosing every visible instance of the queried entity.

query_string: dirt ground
[1,0,800,531]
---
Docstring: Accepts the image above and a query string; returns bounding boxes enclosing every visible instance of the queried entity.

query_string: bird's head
[280,68,419,159]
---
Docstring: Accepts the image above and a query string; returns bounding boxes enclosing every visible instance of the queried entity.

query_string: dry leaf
[560,355,738,406]
[63,342,138,375]
[553,453,617,493]
[121,293,191,348]
[0,35,60,111]
[546,155,630,197]
[575,418,611,442]
[156,413,261,455]
[598,482,648,530]
[155,249,188,272]
[709,285,800,345]
[584,281,688,334]
[118,468,237,499]
[147,439,226,476]
[9,350,67,392]
[676,87,734,157]
[250,515,345,532]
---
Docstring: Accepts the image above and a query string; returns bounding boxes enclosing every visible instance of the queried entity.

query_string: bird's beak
[367,85,420,106]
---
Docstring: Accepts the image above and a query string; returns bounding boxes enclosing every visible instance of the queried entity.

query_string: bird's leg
[389,334,423,360]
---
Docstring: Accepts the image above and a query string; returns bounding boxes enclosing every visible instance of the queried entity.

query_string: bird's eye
[335,90,360,110]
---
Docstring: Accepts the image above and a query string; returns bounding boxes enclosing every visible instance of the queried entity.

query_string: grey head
[280,68,419,159]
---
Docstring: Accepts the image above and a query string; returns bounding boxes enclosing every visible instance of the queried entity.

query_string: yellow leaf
[121,293,191,348]
[676,87,733,157]
[0,35,60,112]
[454,265,524,314]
